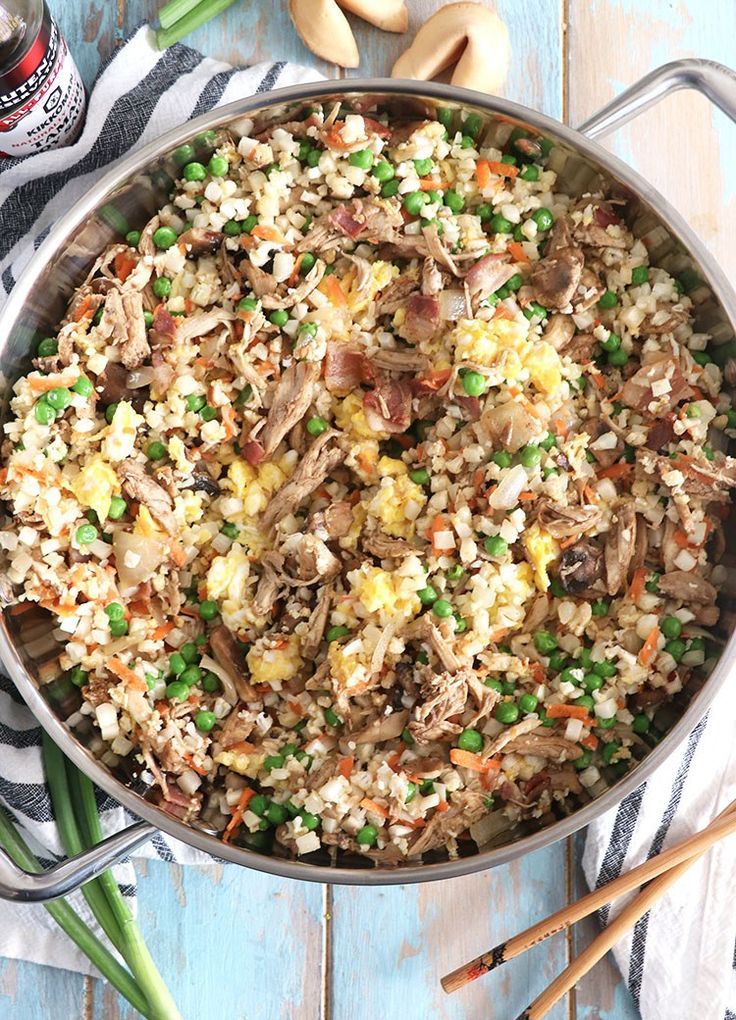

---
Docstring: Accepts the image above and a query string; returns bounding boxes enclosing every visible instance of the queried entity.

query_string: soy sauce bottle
[0,1,85,157]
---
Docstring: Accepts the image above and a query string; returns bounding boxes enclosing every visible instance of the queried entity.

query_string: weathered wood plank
[567,0,736,278]
[0,955,87,1018]
[330,844,570,1020]
[54,2,119,88]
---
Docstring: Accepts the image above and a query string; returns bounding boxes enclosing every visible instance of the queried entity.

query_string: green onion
[158,0,203,29]
[156,0,238,49]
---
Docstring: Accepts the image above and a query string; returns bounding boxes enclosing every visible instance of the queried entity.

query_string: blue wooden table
[3,2,735,1017]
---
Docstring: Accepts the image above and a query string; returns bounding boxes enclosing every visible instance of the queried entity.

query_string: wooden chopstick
[441,799,736,996]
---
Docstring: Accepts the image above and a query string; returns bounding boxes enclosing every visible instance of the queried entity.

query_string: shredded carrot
[581,733,599,751]
[182,754,209,777]
[151,621,175,642]
[449,749,500,773]
[72,295,92,322]
[672,529,690,548]
[418,177,449,191]
[417,367,452,391]
[559,535,578,550]
[221,404,237,440]
[387,750,403,772]
[507,240,529,263]
[322,123,353,151]
[427,514,454,555]
[320,273,347,307]
[250,224,284,243]
[545,704,592,722]
[28,368,79,393]
[114,252,136,283]
[338,756,354,779]
[629,567,648,601]
[551,416,569,438]
[435,800,449,813]
[106,657,147,692]
[0,468,6,486]
[475,159,493,189]
[638,626,660,666]
[169,541,188,568]
[582,483,600,505]
[518,491,536,502]
[360,798,389,819]
[222,787,255,843]
[529,661,546,685]
[596,463,633,480]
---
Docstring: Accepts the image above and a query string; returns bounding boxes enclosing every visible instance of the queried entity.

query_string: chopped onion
[565,717,584,742]
[125,366,156,389]
[438,289,467,321]
[112,531,165,588]
[177,769,202,796]
[199,653,238,705]
[489,463,528,509]
[95,702,119,742]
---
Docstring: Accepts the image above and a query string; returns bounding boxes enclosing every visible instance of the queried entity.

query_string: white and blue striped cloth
[1,25,735,1019]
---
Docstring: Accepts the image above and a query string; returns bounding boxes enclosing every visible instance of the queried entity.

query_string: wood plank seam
[322,883,333,1020]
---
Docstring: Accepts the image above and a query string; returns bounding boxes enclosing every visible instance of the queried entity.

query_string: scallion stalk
[0,805,150,1017]
[155,0,238,49]
[67,764,183,1020]
[158,0,203,30]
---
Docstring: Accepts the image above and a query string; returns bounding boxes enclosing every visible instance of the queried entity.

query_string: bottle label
[0,19,86,158]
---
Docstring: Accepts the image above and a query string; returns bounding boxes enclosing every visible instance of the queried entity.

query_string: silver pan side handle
[579,58,736,139]
[0,821,155,902]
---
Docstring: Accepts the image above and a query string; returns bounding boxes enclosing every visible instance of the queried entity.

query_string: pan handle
[578,58,736,139]
[0,820,156,902]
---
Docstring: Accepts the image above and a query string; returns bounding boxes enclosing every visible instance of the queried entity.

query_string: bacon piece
[464,253,517,300]
[242,440,265,466]
[363,375,413,434]
[398,293,440,345]
[329,205,367,239]
[324,341,371,394]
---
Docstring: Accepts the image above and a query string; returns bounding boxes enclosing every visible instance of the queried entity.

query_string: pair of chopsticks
[441,800,736,1018]
[156,0,237,50]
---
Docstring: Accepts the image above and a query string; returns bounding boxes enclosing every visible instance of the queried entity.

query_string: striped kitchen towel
[0,22,322,976]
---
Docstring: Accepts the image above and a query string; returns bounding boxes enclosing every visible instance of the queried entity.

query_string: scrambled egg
[456,560,535,652]
[70,454,118,523]
[175,488,204,526]
[334,392,382,440]
[368,464,426,538]
[247,634,303,687]
[344,260,399,314]
[134,505,162,538]
[103,401,142,462]
[206,543,262,630]
[214,749,265,778]
[450,318,562,394]
[523,523,560,592]
[348,563,421,623]
[228,457,289,517]
[328,639,372,696]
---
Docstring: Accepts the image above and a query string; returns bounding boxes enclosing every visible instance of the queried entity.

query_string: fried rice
[2,102,734,863]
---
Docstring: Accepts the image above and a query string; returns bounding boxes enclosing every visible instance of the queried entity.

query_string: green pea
[238,215,257,236]
[144,310,154,327]
[298,811,320,831]
[75,524,98,545]
[152,226,178,250]
[598,290,618,309]
[607,348,629,367]
[199,600,218,621]
[326,626,349,642]
[596,715,617,730]
[419,780,435,796]
[463,113,483,138]
[600,332,621,353]
[484,535,508,558]
[152,276,171,298]
[462,370,487,397]
[631,266,649,285]
[519,693,538,714]
[523,302,548,321]
[186,394,206,412]
[533,631,558,656]
[37,337,58,358]
[405,781,417,804]
[356,825,378,847]
[298,321,318,338]
[413,157,433,176]
[492,450,512,469]
[166,680,189,701]
[520,164,539,181]
[433,599,453,619]
[444,189,464,214]
[688,637,706,653]
[125,229,141,247]
[631,713,651,735]
[418,585,438,606]
[182,161,206,182]
[105,602,125,622]
[583,672,603,693]
[665,639,686,662]
[401,728,415,745]
[238,296,260,313]
[179,642,198,665]
[45,387,73,414]
[70,376,93,399]
[684,403,700,419]
[269,309,289,327]
[476,203,493,222]
[202,672,220,693]
[457,728,483,753]
[601,741,620,765]
[70,666,88,687]
[532,208,554,231]
[169,653,186,676]
[574,749,593,771]
[301,415,328,438]
[324,708,342,728]
[195,711,216,732]
[495,702,520,725]
[403,191,429,216]
[520,444,542,468]
[264,754,285,771]
[300,252,316,274]
[220,522,239,540]
[574,695,595,711]
[490,213,512,234]
[372,161,395,182]
[560,667,582,687]
[346,148,372,170]
[381,179,400,198]
[591,600,609,617]
[454,616,468,634]
[410,467,430,486]
[109,619,128,637]
[34,399,55,425]
[446,564,464,581]
[661,616,682,640]
[222,219,241,236]
[180,665,202,686]
[416,650,429,665]
[146,441,166,461]
[208,155,228,177]
[593,660,616,679]
[437,107,453,128]
[108,496,127,520]
[199,405,218,422]
[485,678,504,693]
[506,273,524,293]
[548,650,567,672]
[703,446,715,461]
[501,679,516,696]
